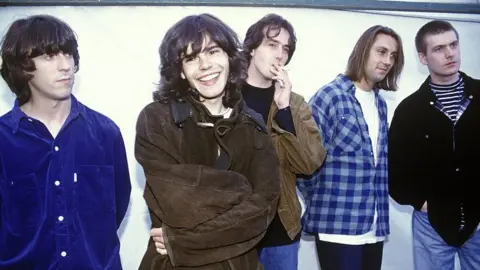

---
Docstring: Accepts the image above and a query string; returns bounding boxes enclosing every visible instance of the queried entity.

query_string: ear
[250,49,255,58]
[418,52,428,66]
[180,72,185,79]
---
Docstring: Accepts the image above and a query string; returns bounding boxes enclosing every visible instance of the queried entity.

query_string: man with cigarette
[240,13,326,270]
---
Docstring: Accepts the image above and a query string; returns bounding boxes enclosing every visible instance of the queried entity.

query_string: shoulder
[309,75,352,109]
[241,102,268,134]
[136,101,175,131]
[290,91,306,109]
[81,103,123,138]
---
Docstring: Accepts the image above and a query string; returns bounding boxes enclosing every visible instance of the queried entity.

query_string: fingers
[156,247,167,255]
[154,240,167,255]
[150,227,163,237]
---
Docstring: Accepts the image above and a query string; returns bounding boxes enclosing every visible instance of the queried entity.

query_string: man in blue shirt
[297,25,404,270]
[0,14,131,269]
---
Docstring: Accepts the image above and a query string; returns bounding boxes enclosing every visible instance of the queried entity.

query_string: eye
[209,49,220,55]
[268,43,276,48]
[184,56,197,64]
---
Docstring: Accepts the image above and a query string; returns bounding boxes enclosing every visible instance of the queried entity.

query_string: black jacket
[389,71,480,247]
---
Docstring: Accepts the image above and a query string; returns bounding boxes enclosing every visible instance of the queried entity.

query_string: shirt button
[456,168,460,172]
[27,118,33,122]
[425,135,429,138]
[54,181,60,186]
[54,146,59,151]
[429,101,434,105]
[58,216,64,222]
[61,251,67,257]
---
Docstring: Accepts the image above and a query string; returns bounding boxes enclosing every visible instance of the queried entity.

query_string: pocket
[74,165,115,215]
[333,114,363,153]
[5,174,43,235]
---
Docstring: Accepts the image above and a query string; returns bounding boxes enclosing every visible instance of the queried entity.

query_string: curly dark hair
[0,14,80,105]
[153,13,247,107]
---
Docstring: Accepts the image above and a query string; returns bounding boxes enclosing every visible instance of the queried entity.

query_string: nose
[275,48,284,62]
[57,53,72,72]
[199,55,212,70]
[383,55,393,66]
[445,47,454,58]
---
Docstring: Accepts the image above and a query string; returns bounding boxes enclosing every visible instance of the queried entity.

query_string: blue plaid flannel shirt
[297,74,390,236]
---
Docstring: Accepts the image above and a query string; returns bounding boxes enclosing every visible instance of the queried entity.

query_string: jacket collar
[419,71,479,100]
[170,93,268,133]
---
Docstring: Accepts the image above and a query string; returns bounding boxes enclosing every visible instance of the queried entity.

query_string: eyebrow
[266,37,290,48]
[376,46,397,54]
[433,40,458,50]
[203,44,220,52]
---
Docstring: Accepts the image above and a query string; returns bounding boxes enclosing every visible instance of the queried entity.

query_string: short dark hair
[153,13,247,107]
[415,20,459,54]
[345,25,404,91]
[0,14,80,105]
[242,13,296,65]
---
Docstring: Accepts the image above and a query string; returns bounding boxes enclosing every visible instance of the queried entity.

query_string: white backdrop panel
[0,5,479,269]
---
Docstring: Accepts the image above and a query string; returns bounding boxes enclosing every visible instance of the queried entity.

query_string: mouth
[57,77,72,84]
[445,61,456,67]
[197,72,220,86]
[376,67,388,73]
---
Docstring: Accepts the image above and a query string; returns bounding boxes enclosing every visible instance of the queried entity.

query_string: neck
[247,64,273,88]
[354,78,374,92]
[430,72,459,85]
[21,95,72,131]
[200,96,228,115]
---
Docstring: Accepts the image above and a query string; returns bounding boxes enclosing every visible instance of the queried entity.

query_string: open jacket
[268,92,326,239]
[389,71,480,247]
[135,94,280,269]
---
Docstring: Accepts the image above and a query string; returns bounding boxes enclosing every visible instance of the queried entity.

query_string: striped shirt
[430,76,464,122]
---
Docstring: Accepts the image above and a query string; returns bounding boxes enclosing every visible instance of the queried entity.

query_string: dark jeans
[315,237,384,270]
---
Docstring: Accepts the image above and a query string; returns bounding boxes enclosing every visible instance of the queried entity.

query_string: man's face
[249,27,290,81]
[419,30,460,79]
[27,52,75,101]
[181,35,230,101]
[363,33,398,87]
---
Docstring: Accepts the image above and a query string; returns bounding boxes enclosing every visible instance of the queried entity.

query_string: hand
[270,63,292,109]
[151,227,167,255]
[421,201,428,212]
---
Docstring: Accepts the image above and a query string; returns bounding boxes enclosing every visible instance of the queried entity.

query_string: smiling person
[389,20,480,270]
[0,15,131,269]
[297,25,404,270]
[135,13,281,270]
[240,14,326,270]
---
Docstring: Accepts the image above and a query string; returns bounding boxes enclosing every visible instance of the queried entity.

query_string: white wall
[0,5,479,270]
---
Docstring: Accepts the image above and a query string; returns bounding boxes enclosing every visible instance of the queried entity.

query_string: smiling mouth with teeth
[198,73,220,82]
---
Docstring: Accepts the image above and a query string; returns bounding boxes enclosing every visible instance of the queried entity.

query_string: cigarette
[280,66,289,71]
[278,79,284,87]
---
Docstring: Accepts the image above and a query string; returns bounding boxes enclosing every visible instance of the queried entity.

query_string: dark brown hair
[415,20,459,54]
[153,13,247,107]
[0,14,79,105]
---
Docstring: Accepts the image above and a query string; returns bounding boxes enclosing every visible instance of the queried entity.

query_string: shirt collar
[10,94,86,133]
[335,73,380,96]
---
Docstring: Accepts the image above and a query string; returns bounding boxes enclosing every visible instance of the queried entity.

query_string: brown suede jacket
[135,95,280,270]
[268,92,326,239]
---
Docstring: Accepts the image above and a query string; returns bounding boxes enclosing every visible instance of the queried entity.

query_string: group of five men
[0,10,478,270]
